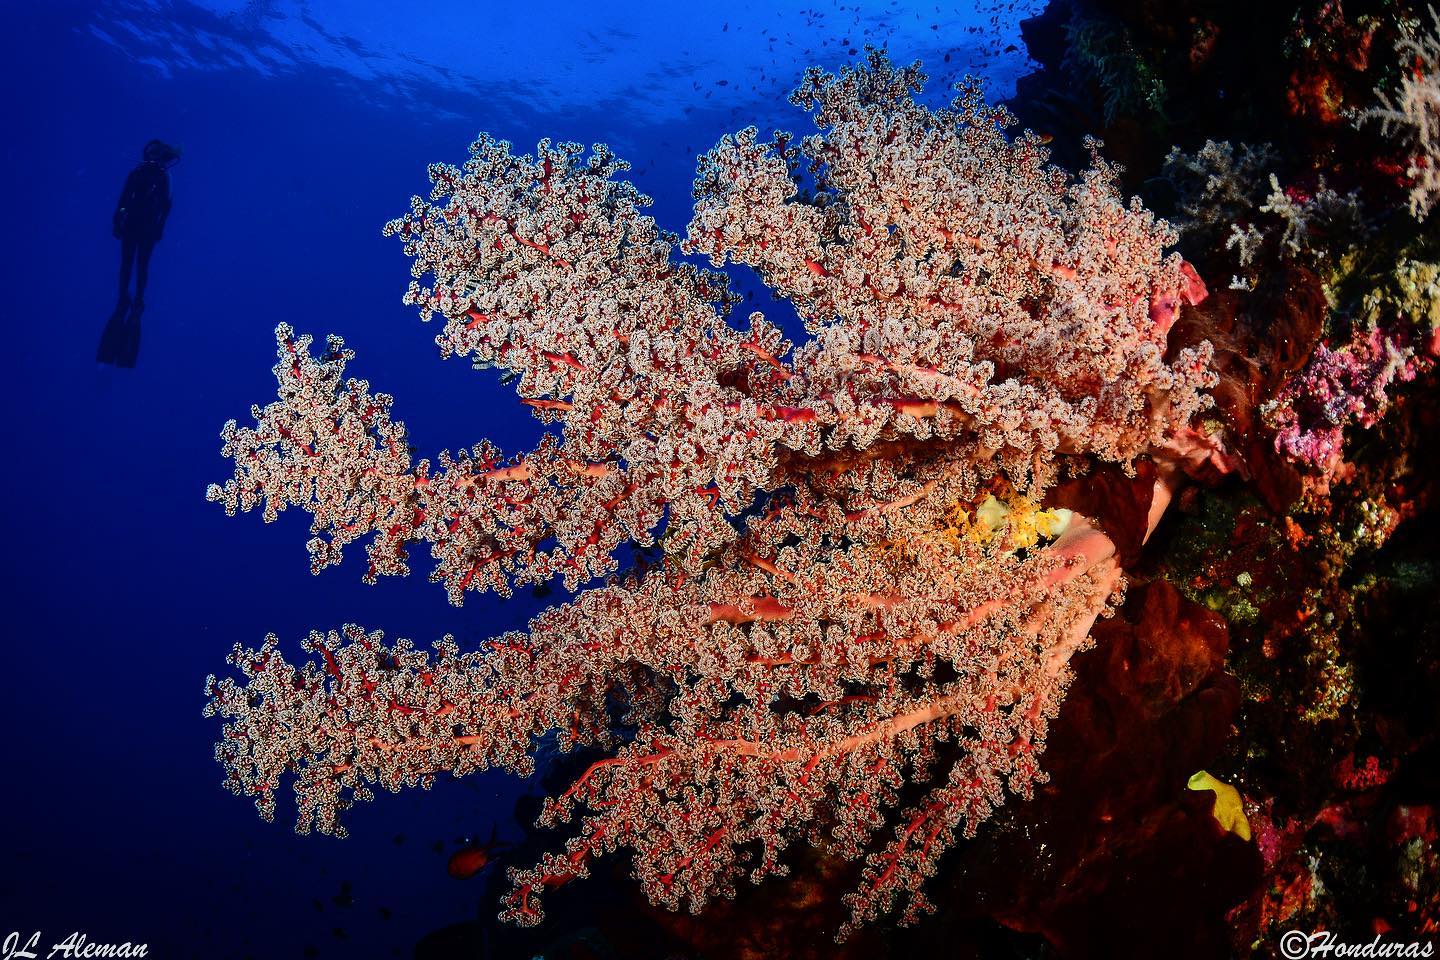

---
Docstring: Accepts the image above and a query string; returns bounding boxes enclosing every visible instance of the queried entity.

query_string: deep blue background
[0,2,1035,956]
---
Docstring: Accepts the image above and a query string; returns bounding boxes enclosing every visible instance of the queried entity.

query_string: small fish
[447,825,508,879]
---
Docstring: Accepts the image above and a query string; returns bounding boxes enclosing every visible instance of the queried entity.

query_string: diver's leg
[117,238,136,307]
[134,240,154,305]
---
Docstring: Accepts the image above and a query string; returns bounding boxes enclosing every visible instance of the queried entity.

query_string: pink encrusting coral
[204,52,1214,938]
[1265,321,1426,482]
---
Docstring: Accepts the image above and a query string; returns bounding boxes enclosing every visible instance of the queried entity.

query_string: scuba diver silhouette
[97,139,180,367]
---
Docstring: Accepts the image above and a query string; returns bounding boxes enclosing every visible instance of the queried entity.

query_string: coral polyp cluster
[204,51,1217,938]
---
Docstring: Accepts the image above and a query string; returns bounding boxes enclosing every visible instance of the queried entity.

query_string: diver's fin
[116,300,143,368]
[96,300,130,365]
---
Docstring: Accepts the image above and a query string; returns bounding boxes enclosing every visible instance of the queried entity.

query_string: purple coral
[1266,323,1424,477]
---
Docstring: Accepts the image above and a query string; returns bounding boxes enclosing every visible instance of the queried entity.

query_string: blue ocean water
[1,2,1037,956]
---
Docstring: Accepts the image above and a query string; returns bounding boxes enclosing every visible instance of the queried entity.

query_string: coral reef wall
[201,3,1439,957]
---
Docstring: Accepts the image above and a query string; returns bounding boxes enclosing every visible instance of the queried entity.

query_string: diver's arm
[157,177,172,241]
[113,169,139,237]
[116,169,141,213]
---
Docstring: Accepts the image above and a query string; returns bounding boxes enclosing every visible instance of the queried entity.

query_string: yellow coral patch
[947,494,1073,551]
[1187,770,1252,841]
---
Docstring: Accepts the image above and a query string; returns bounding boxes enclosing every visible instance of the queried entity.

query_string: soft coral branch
[206,50,1213,939]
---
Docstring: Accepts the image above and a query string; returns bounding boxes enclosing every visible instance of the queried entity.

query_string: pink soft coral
[1265,322,1425,483]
